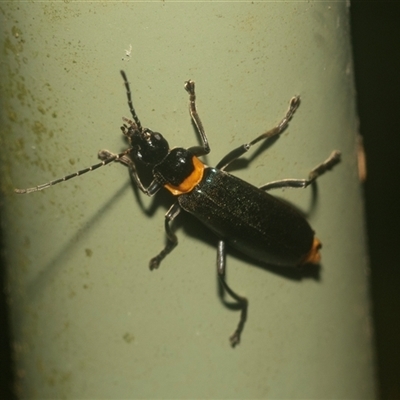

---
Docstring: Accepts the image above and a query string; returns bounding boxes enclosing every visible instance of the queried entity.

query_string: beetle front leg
[259,150,341,191]
[149,202,181,270]
[217,240,248,347]
[98,149,159,195]
[184,80,211,157]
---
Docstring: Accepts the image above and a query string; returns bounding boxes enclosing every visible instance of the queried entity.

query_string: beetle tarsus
[229,297,248,347]
[218,274,248,348]
[149,257,161,270]
[307,150,341,183]
[230,332,241,347]
[149,240,178,271]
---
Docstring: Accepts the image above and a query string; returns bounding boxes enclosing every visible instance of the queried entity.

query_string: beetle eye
[144,132,151,140]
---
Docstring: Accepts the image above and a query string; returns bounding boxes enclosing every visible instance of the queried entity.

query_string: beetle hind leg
[217,240,248,347]
[218,275,248,347]
[259,150,341,191]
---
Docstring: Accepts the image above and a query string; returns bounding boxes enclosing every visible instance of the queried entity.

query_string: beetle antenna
[120,70,142,132]
[14,150,130,194]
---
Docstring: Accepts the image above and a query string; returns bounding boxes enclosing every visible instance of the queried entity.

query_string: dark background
[351,3,400,399]
[1,3,400,398]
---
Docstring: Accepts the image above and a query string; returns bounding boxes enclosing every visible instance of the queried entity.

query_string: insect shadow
[26,180,132,299]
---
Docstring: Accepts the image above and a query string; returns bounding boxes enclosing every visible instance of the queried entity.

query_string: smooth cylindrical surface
[0,2,375,398]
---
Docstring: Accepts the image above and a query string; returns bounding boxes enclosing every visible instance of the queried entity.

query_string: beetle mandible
[15,71,341,346]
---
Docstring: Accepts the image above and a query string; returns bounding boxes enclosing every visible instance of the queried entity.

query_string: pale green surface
[0,2,375,399]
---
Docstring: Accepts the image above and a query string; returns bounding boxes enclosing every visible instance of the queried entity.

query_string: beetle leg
[98,149,163,196]
[217,240,226,275]
[216,96,300,170]
[184,80,211,157]
[149,201,181,270]
[259,150,341,191]
[217,240,248,347]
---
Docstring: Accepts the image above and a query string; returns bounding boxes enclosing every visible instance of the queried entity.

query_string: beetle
[15,70,341,346]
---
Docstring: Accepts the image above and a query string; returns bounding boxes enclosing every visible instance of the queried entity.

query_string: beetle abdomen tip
[301,237,322,265]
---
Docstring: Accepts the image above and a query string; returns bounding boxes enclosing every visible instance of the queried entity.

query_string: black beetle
[15,71,341,346]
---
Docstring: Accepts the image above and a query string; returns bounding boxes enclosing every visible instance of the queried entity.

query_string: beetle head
[121,118,169,166]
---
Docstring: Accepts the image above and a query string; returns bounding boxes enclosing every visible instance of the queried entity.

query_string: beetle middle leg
[149,201,181,270]
[216,96,300,170]
[217,240,248,347]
